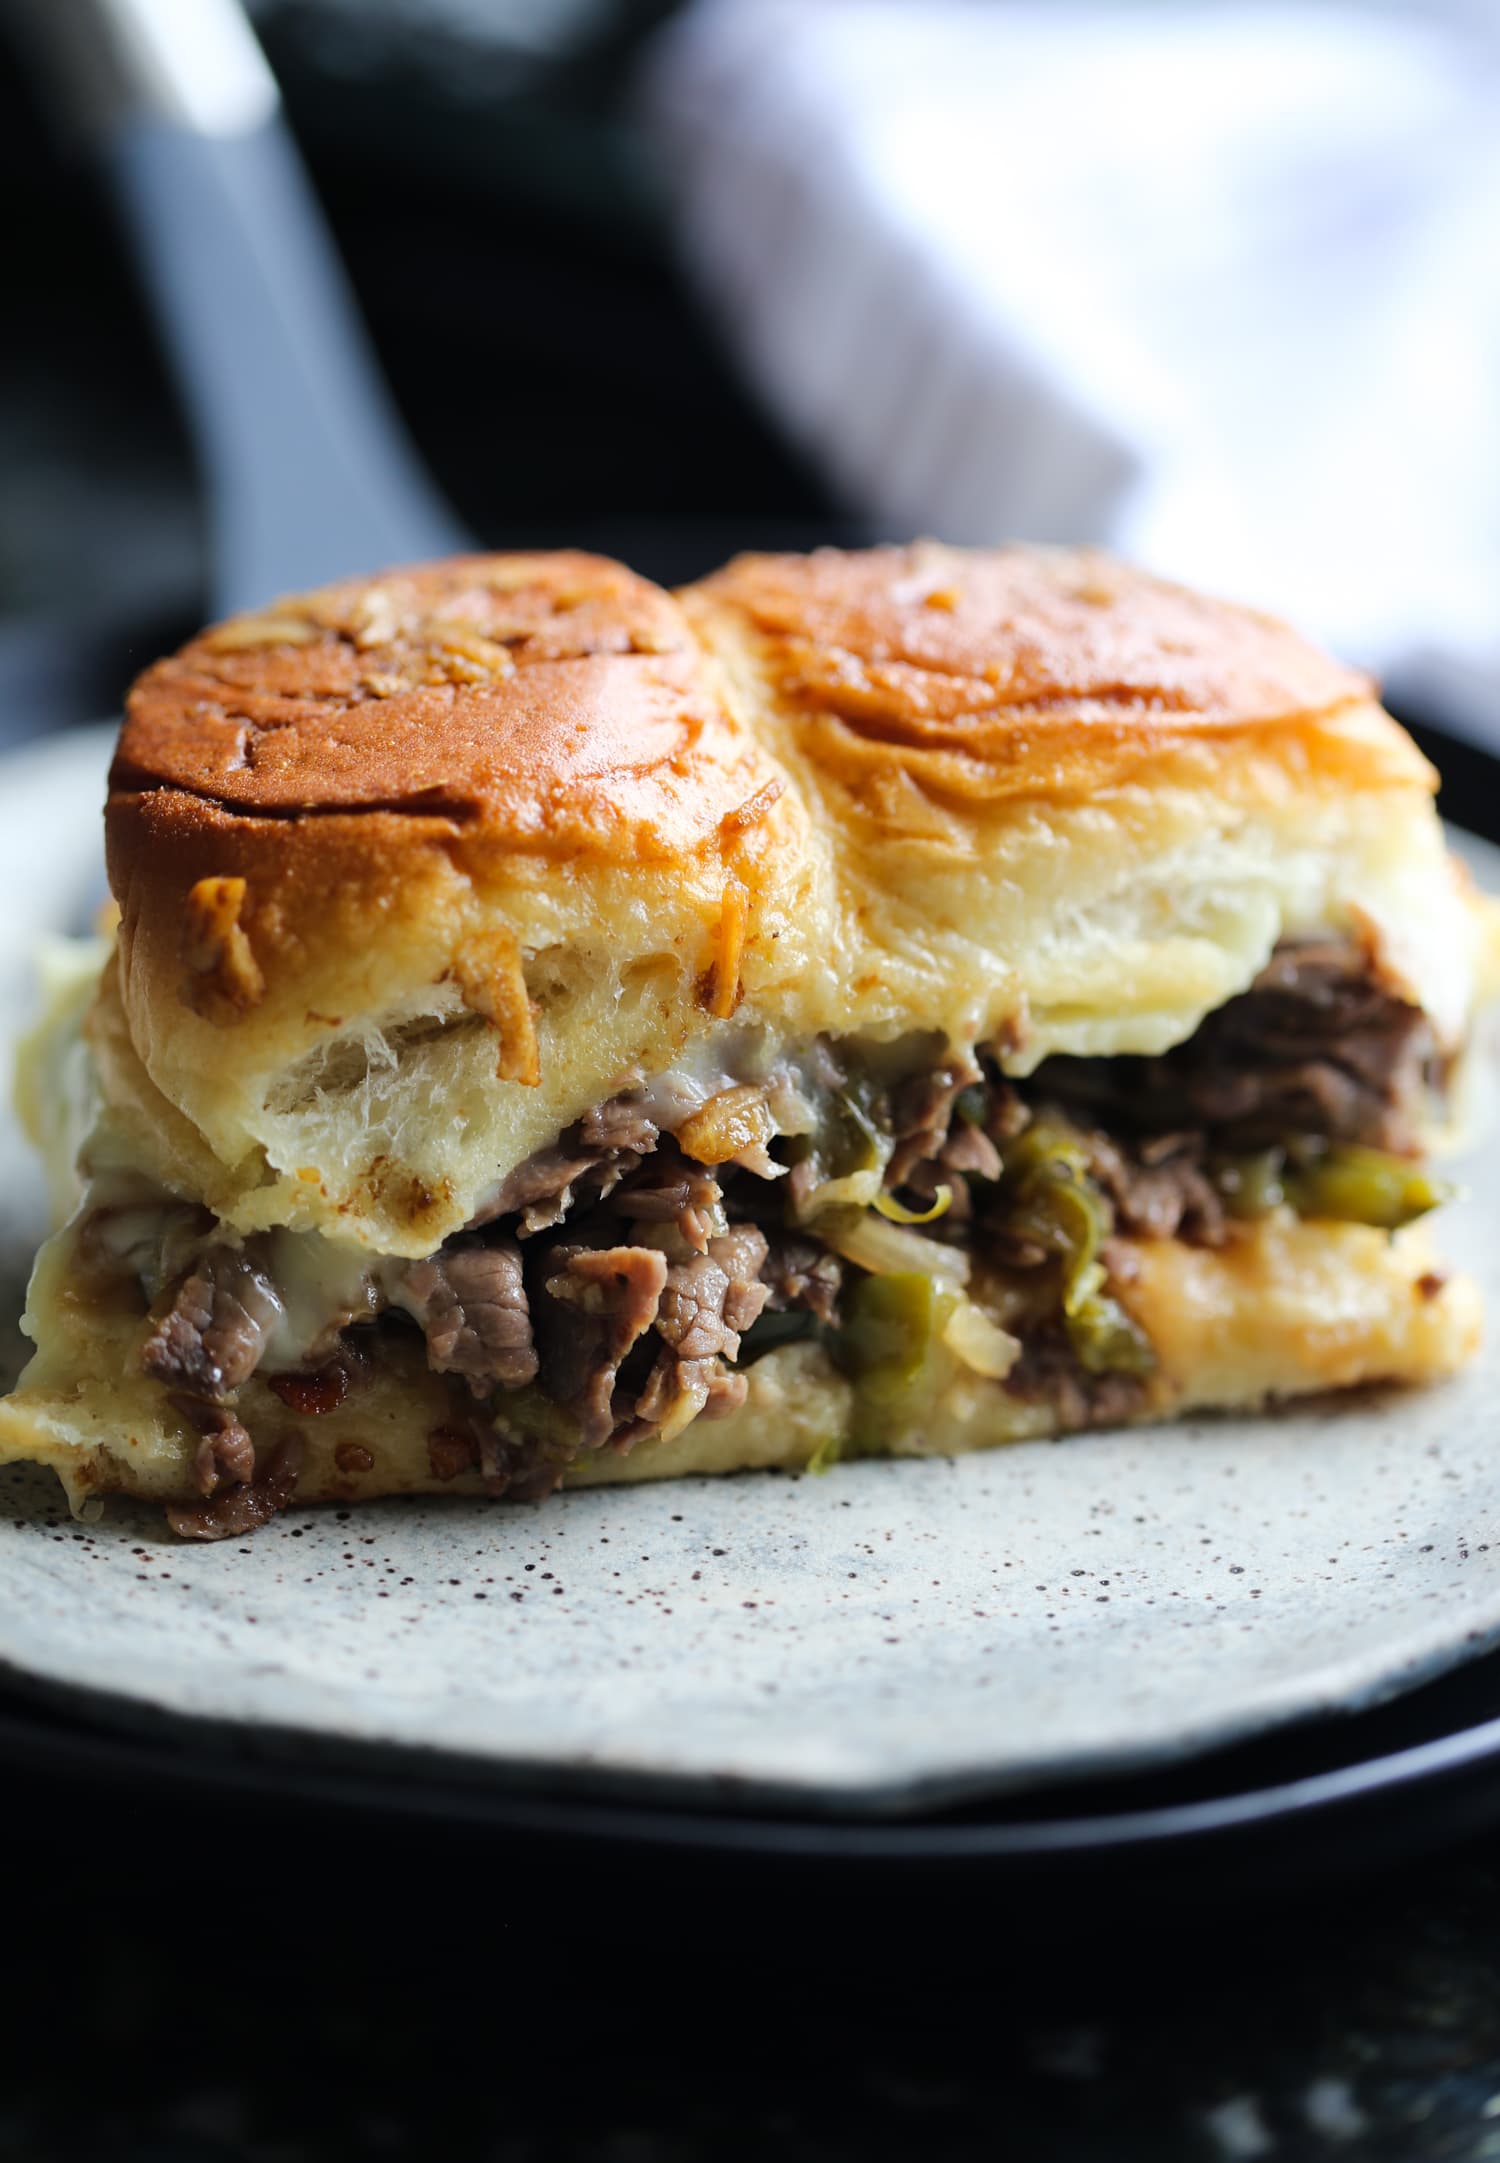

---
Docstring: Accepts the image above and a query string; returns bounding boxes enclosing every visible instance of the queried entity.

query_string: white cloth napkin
[639,0,1500,738]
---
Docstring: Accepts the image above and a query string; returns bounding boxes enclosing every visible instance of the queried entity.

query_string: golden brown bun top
[101,543,1469,1256]
[691,544,1381,800]
[115,551,774,859]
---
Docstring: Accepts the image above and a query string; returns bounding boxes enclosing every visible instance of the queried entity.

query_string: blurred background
[2,0,1499,755]
[0,0,849,734]
[0,0,1489,752]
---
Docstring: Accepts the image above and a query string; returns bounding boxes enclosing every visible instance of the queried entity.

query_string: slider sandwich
[0,545,1493,1537]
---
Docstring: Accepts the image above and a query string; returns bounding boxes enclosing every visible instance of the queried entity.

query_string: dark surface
[10,1728,1500,2161]
[9,1617,1500,2160]
[20,1610,1500,1897]
[4,5,1500,2155]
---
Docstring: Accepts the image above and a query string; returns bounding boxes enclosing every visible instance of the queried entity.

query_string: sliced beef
[624,1229,771,1444]
[540,1243,668,1449]
[474,1085,780,1243]
[881,1053,1004,1227]
[900,1117,1006,1224]
[577,1096,660,1154]
[480,1145,602,1235]
[1033,936,1432,1154]
[983,1080,1032,1147]
[886,1055,984,1189]
[166,1435,304,1542]
[608,1151,725,1252]
[1004,1337,1149,1431]
[1076,1129,1228,1247]
[142,1247,281,1399]
[785,1156,822,1219]
[655,1238,768,1360]
[702,1369,750,1419]
[938,1121,1004,1183]
[169,1396,257,1497]
[706,1226,772,1336]
[764,1234,843,1325]
[394,1242,537,1398]
[476,1091,660,1235]
[141,940,1438,1521]
[629,1351,682,1432]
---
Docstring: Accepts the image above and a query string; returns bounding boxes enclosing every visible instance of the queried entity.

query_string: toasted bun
[105,543,1480,1254]
[107,553,817,1252]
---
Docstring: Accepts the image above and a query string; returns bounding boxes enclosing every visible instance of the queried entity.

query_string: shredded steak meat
[142,1248,281,1398]
[1033,936,1432,1154]
[625,1229,771,1445]
[170,1396,257,1497]
[874,936,1423,1254]
[938,1121,1004,1183]
[900,1117,1006,1223]
[610,1151,725,1252]
[477,1145,600,1233]
[705,1226,773,1336]
[763,1235,843,1324]
[474,1092,660,1234]
[165,1435,304,1542]
[577,1096,661,1154]
[1075,1128,1228,1247]
[702,1369,750,1419]
[886,1055,984,1189]
[1004,1338,1149,1430]
[652,1247,755,1364]
[134,933,1439,1532]
[540,1243,669,1449]
[395,1242,537,1397]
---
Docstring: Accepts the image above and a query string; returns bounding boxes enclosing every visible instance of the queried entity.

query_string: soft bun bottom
[0,1210,1478,1523]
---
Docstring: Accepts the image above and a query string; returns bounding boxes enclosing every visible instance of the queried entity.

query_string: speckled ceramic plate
[0,726,1498,1816]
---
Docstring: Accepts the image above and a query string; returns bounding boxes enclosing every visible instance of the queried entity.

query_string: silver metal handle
[9,0,466,613]
[14,0,277,141]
